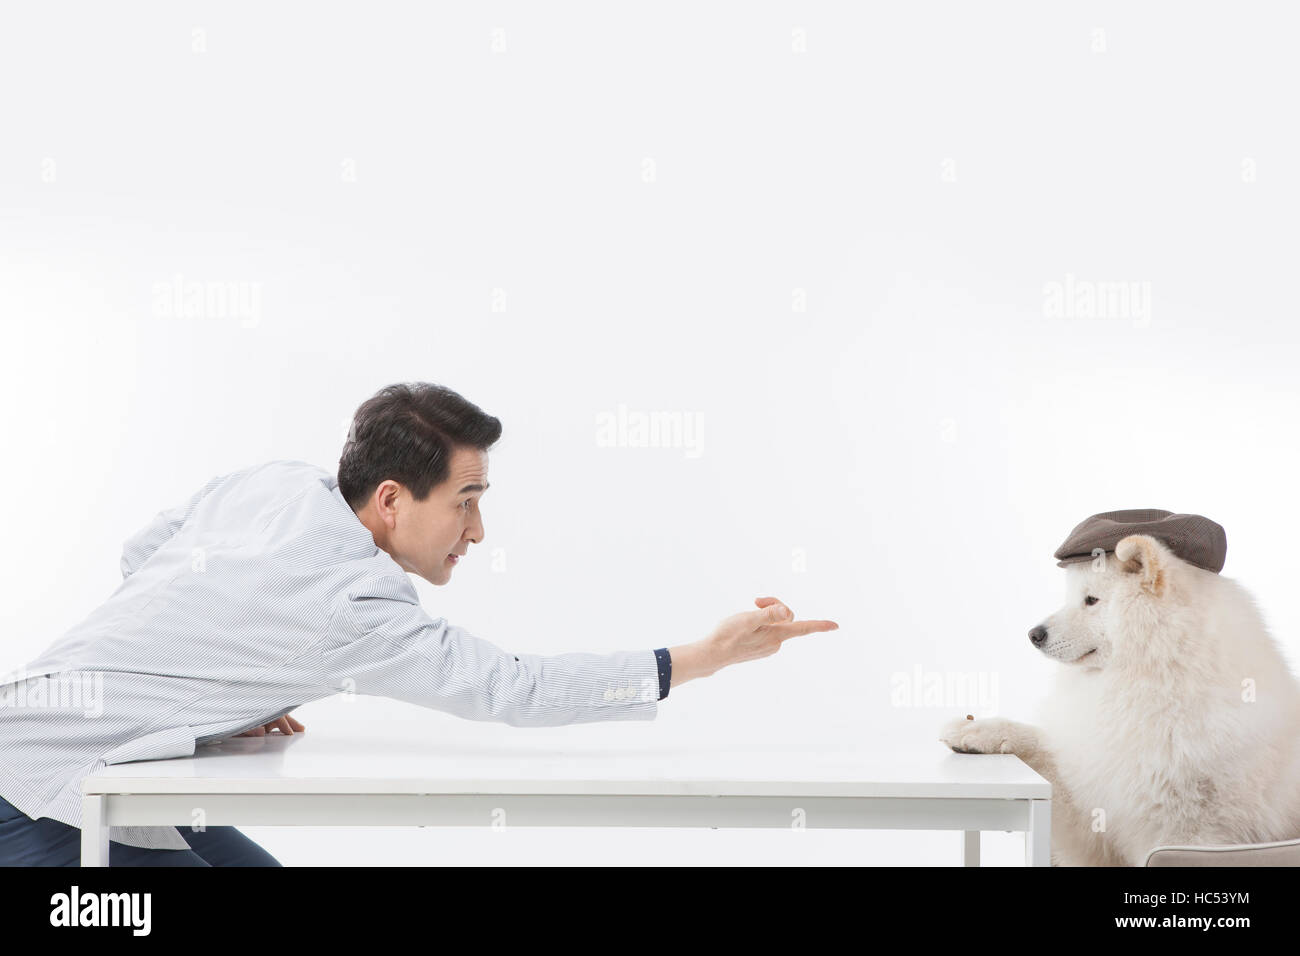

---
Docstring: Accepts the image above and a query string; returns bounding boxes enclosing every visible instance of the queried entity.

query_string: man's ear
[1115,534,1167,597]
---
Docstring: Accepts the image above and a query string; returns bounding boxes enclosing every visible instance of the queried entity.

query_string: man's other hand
[235,714,306,737]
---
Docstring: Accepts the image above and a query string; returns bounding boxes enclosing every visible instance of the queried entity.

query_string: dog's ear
[1115,534,1167,597]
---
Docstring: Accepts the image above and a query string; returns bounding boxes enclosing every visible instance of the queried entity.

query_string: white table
[80,723,1051,866]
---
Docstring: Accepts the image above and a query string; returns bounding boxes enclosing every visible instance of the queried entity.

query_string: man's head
[338,383,501,585]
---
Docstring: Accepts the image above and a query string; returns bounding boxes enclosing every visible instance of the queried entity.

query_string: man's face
[364,445,489,585]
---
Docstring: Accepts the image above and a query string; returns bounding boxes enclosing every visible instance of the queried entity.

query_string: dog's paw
[939,716,1023,755]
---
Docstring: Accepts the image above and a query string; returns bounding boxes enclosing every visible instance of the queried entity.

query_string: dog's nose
[1029,626,1049,647]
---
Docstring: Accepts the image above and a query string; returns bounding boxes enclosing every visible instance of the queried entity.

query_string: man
[0,382,839,866]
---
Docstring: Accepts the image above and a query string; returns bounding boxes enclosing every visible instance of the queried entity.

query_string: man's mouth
[446,554,460,564]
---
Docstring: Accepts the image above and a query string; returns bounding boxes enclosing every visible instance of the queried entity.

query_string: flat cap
[1054,508,1227,573]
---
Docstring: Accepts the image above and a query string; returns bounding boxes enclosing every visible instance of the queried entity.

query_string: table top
[82,721,1051,799]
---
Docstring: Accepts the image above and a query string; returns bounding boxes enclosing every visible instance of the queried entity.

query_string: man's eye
[1084,595,1099,606]
[460,499,472,510]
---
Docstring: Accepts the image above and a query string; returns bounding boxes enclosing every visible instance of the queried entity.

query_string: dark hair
[337,383,502,511]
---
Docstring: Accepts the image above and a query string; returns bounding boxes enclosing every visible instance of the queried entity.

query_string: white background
[2,2,1297,866]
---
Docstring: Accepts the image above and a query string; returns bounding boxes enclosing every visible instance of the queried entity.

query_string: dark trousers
[0,792,282,866]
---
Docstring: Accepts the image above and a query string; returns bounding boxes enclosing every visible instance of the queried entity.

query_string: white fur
[940,535,1300,865]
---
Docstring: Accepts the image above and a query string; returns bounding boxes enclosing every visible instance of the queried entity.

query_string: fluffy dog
[940,534,1300,865]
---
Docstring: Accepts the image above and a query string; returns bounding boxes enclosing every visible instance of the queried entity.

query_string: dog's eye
[1084,595,1099,606]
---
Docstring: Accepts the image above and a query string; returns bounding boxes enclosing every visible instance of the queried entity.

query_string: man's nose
[1029,625,1049,647]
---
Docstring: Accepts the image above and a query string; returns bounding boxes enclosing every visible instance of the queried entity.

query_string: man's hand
[668,597,838,688]
[235,714,306,737]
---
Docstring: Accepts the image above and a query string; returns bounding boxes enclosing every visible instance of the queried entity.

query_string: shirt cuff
[653,647,672,701]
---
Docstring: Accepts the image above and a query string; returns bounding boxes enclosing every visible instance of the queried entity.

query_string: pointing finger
[768,619,839,639]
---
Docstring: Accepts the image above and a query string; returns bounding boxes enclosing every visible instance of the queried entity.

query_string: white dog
[940,534,1300,865]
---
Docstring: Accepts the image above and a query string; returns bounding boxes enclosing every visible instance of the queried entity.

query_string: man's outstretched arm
[327,575,836,725]
[327,571,662,726]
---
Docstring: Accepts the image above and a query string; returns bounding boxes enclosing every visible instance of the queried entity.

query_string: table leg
[1025,798,1051,867]
[81,795,109,867]
[962,830,980,866]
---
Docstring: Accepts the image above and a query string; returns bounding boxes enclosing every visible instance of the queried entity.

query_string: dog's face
[1029,534,1173,670]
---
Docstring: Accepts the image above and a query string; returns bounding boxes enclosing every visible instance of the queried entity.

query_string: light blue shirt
[0,460,661,849]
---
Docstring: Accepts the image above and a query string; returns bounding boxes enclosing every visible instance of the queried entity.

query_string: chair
[1142,836,1300,866]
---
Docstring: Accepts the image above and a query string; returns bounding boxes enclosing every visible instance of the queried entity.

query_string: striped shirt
[0,460,669,849]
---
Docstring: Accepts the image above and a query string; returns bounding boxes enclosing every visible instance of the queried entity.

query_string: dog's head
[1028,534,1178,669]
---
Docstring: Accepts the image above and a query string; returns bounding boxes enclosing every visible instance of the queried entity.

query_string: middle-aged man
[0,381,839,866]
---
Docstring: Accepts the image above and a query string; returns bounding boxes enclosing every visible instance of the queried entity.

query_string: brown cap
[1053,509,1227,573]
